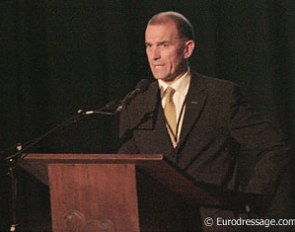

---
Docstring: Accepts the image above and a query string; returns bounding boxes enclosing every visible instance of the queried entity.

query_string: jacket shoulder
[192,72,239,90]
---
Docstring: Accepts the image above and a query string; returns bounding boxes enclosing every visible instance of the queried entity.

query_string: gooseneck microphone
[85,79,150,115]
[4,79,150,160]
[115,79,150,113]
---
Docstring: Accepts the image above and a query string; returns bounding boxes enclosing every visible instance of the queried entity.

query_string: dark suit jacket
[118,73,291,202]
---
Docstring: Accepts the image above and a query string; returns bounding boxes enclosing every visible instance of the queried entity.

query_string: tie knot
[165,87,175,100]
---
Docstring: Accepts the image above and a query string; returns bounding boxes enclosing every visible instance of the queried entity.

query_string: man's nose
[151,47,160,60]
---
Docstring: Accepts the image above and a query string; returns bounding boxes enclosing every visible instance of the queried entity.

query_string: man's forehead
[145,23,178,39]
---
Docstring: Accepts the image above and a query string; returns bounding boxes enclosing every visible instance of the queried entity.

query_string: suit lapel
[176,75,207,151]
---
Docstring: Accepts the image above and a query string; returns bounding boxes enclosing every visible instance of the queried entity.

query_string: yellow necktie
[164,87,177,147]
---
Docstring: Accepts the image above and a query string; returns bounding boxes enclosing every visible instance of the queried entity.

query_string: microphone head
[136,79,150,93]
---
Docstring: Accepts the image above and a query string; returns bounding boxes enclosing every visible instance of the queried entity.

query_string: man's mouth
[153,64,164,68]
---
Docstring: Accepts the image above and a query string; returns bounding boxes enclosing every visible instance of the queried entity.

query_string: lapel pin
[191,101,198,105]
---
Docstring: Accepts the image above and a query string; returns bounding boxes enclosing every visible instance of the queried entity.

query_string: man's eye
[161,43,169,47]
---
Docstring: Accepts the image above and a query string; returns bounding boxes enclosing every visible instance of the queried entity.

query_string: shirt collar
[158,70,191,98]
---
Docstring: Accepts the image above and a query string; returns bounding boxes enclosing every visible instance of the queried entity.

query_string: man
[118,11,292,231]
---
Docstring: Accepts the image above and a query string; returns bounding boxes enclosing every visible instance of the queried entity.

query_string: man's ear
[183,40,195,59]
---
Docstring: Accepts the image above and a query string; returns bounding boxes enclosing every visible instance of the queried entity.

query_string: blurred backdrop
[1,0,294,231]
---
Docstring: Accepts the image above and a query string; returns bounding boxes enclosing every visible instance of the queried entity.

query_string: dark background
[0,0,294,231]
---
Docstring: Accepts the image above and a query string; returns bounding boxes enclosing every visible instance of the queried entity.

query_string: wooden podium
[19,153,221,232]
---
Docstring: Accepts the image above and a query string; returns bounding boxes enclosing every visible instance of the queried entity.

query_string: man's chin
[153,76,166,80]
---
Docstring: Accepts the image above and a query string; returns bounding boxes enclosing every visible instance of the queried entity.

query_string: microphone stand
[3,107,115,232]
[3,79,149,231]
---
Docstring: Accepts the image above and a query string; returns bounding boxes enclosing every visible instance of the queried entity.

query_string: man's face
[145,22,194,83]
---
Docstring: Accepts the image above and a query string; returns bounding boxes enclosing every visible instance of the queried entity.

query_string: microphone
[116,79,150,111]
[82,100,119,116]
[85,79,150,115]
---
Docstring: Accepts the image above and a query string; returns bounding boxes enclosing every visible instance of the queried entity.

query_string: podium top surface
[19,153,222,207]
[20,153,164,162]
